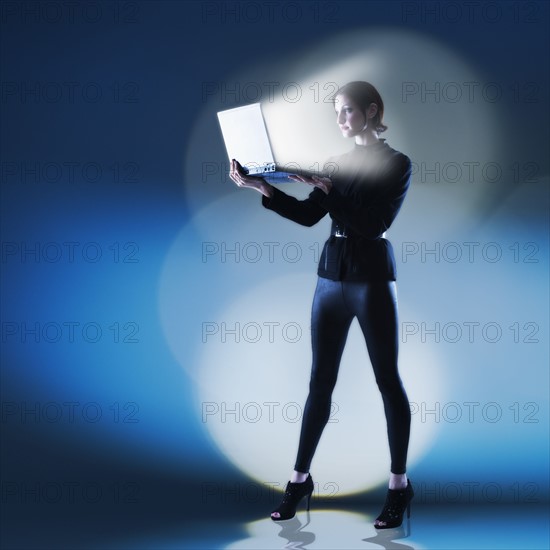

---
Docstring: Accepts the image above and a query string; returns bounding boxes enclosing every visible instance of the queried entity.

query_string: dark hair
[333,81,388,133]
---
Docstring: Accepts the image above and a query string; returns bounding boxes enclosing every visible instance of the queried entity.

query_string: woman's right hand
[229,159,273,198]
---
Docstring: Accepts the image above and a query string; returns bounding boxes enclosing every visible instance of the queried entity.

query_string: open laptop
[217,103,327,184]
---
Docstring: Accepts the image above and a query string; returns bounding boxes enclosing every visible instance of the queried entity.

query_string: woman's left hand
[288,174,333,195]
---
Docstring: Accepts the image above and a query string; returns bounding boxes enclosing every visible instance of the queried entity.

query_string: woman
[229,81,414,529]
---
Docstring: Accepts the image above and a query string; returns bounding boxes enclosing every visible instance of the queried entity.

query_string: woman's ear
[367,102,378,119]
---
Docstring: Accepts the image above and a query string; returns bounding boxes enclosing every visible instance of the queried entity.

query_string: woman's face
[334,93,372,137]
[334,93,378,137]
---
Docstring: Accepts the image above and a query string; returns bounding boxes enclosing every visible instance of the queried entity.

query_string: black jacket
[261,139,412,281]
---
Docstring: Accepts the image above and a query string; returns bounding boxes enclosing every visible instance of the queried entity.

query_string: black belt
[331,225,348,238]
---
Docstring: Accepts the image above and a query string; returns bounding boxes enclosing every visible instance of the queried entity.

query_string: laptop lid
[217,103,275,173]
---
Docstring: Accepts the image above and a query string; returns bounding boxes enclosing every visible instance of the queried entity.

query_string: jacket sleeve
[314,154,412,239]
[261,185,328,227]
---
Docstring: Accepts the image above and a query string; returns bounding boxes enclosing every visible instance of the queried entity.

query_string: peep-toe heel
[270,473,314,521]
[374,479,414,529]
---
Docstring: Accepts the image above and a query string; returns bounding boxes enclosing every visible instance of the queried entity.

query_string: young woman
[229,81,414,529]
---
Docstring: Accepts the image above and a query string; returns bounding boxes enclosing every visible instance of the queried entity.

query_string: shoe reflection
[274,514,315,547]
[226,510,421,549]
[364,521,415,550]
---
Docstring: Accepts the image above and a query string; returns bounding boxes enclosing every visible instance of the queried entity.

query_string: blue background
[1,1,548,548]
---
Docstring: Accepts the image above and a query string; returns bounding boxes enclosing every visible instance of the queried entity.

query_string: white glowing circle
[158,191,329,381]
[158,191,447,494]
[195,271,445,496]
[185,27,503,239]
[160,27,493,495]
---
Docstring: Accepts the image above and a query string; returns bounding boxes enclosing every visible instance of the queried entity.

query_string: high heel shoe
[270,473,314,521]
[374,479,414,529]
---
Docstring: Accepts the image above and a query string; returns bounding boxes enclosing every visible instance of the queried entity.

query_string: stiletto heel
[271,473,314,521]
[374,479,414,529]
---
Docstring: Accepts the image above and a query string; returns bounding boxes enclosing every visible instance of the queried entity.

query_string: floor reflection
[226,509,422,549]
[96,504,550,549]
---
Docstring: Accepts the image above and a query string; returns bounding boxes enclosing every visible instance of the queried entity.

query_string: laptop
[217,103,327,184]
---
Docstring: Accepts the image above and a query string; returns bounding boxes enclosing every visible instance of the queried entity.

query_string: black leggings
[294,277,411,475]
